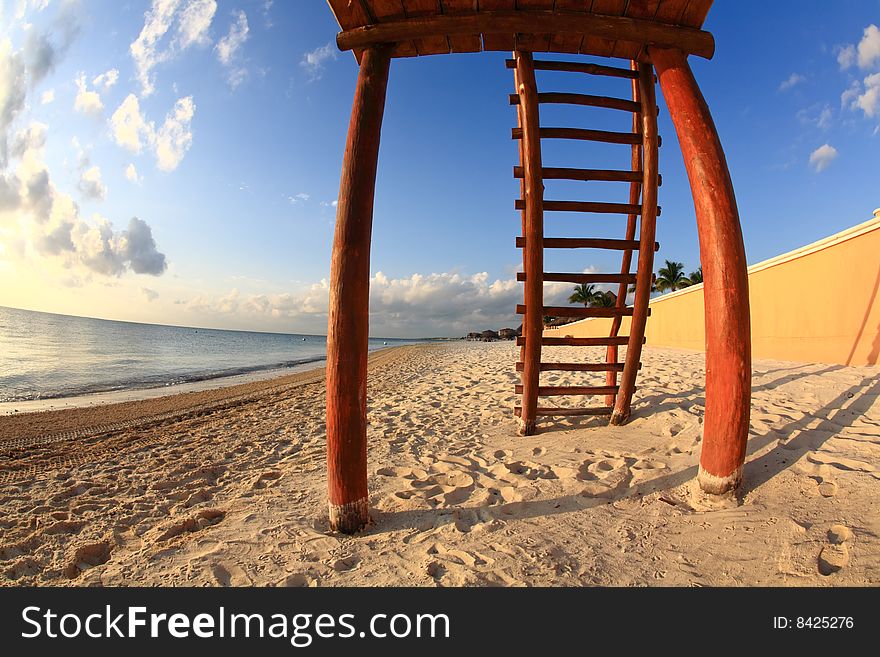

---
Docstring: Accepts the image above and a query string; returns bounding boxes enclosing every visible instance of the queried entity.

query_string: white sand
[0,342,877,586]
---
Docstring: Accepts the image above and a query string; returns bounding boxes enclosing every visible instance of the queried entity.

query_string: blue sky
[0,1,878,337]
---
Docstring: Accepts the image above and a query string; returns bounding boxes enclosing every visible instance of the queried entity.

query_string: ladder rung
[515,385,620,396]
[517,336,641,347]
[517,272,639,284]
[516,237,660,251]
[505,59,638,80]
[515,362,630,372]
[514,166,660,185]
[516,305,641,318]
[516,199,649,215]
[509,92,640,113]
[514,406,614,417]
[513,167,662,187]
[512,127,643,145]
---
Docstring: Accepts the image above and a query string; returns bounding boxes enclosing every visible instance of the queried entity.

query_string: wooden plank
[479,0,516,51]
[439,0,481,53]
[512,126,643,145]
[615,0,661,60]
[327,0,373,60]
[517,272,638,284]
[515,51,544,437]
[514,0,554,52]
[509,92,641,113]
[517,199,644,214]
[336,10,717,59]
[504,58,638,79]
[517,237,659,251]
[326,47,391,535]
[370,0,418,57]
[515,385,621,396]
[402,1,449,55]
[580,0,626,57]
[514,406,613,417]
[678,0,713,28]
[548,0,589,53]
[517,336,639,347]
[517,305,641,318]
[515,362,629,372]
[612,63,659,428]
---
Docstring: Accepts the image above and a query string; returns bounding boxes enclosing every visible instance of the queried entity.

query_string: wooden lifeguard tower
[324,1,751,534]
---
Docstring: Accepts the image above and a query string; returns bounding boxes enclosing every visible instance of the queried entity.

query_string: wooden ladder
[509,52,660,435]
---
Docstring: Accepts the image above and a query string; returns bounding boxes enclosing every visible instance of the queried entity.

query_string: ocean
[0,306,418,403]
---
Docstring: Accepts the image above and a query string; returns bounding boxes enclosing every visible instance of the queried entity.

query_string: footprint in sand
[156,509,225,542]
[818,524,853,576]
[64,540,112,579]
[212,562,252,586]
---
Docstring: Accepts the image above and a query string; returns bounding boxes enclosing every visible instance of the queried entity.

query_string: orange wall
[545,217,880,366]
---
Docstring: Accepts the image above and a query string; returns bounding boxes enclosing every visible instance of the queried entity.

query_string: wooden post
[326,46,390,533]
[611,63,659,426]
[606,61,643,407]
[650,47,751,494]
[515,51,544,436]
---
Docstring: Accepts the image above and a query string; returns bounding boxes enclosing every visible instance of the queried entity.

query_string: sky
[0,1,878,338]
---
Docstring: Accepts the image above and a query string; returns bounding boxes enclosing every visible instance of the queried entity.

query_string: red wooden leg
[651,47,751,494]
[326,47,391,533]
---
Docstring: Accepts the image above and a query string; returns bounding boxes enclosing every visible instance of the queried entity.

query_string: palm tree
[654,260,690,293]
[568,283,598,306]
[688,267,703,284]
[590,290,617,307]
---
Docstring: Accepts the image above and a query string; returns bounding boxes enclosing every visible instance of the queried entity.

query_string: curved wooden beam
[326,47,391,534]
[611,63,659,426]
[337,11,715,60]
[650,46,752,495]
[515,51,544,436]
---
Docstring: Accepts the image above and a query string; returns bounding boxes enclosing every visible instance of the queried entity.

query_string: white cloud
[300,42,337,81]
[130,0,181,96]
[841,80,861,108]
[214,10,249,88]
[856,24,880,70]
[809,144,838,172]
[837,45,856,70]
[153,95,194,171]
[181,271,580,336]
[262,0,274,29]
[854,72,880,118]
[40,88,54,104]
[110,94,150,152]
[130,0,217,97]
[78,165,107,200]
[125,163,142,184]
[215,10,248,65]
[779,73,804,91]
[817,105,832,129]
[110,93,196,171]
[91,68,119,90]
[320,199,338,208]
[176,0,217,50]
[838,25,880,71]
[73,73,103,115]
[0,12,166,280]
[288,193,310,204]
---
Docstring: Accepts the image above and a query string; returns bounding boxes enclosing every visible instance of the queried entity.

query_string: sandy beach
[0,341,877,586]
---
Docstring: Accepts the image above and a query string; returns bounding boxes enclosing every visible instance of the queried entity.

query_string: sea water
[0,306,416,402]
